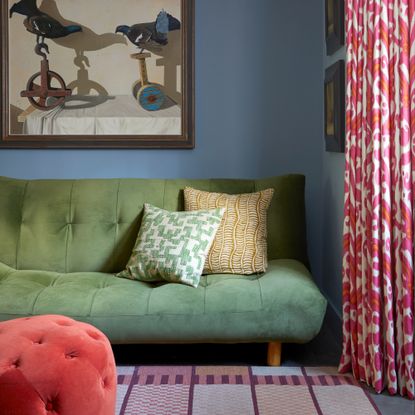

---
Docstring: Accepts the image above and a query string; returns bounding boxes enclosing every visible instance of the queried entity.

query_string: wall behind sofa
[0,0,325,282]
[320,0,347,333]
[321,46,346,320]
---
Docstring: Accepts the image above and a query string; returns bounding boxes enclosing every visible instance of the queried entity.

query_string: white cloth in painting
[23,95,181,135]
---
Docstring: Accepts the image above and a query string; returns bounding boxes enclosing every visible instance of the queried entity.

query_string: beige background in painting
[8,0,182,133]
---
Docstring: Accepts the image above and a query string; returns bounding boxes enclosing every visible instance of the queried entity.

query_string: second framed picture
[324,60,345,153]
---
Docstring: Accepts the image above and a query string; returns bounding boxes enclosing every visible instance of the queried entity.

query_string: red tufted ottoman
[0,315,116,415]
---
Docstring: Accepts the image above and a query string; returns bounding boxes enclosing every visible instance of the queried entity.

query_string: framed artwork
[325,0,344,55]
[0,0,194,148]
[324,60,345,153]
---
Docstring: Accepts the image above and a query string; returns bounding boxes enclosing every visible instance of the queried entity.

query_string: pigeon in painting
[9,0,82,45]
[115,10,180,52]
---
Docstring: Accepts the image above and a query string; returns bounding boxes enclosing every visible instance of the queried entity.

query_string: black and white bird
[115,10,180,52]
[10,0,82,46]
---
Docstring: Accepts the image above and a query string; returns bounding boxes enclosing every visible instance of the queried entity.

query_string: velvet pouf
[0,315,116,415]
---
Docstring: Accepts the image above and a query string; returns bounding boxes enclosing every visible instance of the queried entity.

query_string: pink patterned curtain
[339,0,415,400]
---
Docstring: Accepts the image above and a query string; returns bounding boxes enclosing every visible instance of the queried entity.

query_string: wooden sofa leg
[267,341,282,366]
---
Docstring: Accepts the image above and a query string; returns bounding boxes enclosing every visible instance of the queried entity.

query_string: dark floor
[112,316,341,367]
[112,317,414,415]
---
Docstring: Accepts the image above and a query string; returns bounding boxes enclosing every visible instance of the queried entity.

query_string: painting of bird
[115,10,180,52]
[9,0,82,45]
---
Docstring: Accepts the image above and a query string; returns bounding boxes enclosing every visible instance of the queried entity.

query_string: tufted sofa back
[0,175,308,273]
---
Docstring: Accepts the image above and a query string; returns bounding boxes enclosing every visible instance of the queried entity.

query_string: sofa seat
[0,259,326,344]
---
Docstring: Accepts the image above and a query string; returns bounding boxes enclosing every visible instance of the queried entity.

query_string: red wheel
[25,70,68,111]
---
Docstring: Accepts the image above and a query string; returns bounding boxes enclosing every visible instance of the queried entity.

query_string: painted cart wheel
[26,71,67,111]
[137,85,165,111]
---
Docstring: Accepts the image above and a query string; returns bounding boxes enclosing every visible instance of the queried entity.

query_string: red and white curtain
[339,0,415,400]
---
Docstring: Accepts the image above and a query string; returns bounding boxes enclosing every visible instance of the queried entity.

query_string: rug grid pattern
[116,366,381,415]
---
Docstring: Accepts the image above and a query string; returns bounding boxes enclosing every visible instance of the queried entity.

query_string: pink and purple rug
[116,366,381,415]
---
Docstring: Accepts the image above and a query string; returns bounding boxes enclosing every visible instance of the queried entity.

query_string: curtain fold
[339,0,414,399]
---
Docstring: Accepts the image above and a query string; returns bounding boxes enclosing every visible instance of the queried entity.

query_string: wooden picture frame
[0,0,194,149]
[324,60,345,153]
[325,0,344,55]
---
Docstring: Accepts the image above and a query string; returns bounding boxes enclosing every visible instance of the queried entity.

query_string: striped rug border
[117,372,360,387]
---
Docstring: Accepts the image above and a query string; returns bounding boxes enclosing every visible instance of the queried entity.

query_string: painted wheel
[137,85,165,111]
[26,71,67,111]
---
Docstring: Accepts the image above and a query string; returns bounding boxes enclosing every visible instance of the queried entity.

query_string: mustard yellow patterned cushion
[184,187,274,275]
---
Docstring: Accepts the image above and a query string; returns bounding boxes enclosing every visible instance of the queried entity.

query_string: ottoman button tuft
[86,330,101,340]
[56,320,72,326]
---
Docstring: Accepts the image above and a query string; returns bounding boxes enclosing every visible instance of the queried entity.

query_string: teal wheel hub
[137,85,165,111]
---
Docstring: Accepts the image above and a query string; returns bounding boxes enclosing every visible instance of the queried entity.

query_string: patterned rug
[116,366,381,415]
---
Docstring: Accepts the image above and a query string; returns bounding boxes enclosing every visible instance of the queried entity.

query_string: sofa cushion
[0,260,326,344]
[0,176,308,273]
[117,204,224,287]
[184,187,274,275]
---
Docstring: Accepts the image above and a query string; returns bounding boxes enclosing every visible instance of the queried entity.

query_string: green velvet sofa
[0,175,326,365]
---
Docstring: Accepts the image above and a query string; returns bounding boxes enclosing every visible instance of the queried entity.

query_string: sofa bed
[0,174,326,365]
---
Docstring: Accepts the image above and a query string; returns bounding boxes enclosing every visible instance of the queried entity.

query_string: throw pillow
[116,203,224,287]
[184,187,274,275]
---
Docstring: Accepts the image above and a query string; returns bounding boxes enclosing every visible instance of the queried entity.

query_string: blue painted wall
[321,46,346,320]
[0,0,325,282]
[320,0,346,329]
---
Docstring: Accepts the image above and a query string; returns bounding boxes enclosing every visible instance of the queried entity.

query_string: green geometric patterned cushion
[116,204,224,287]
